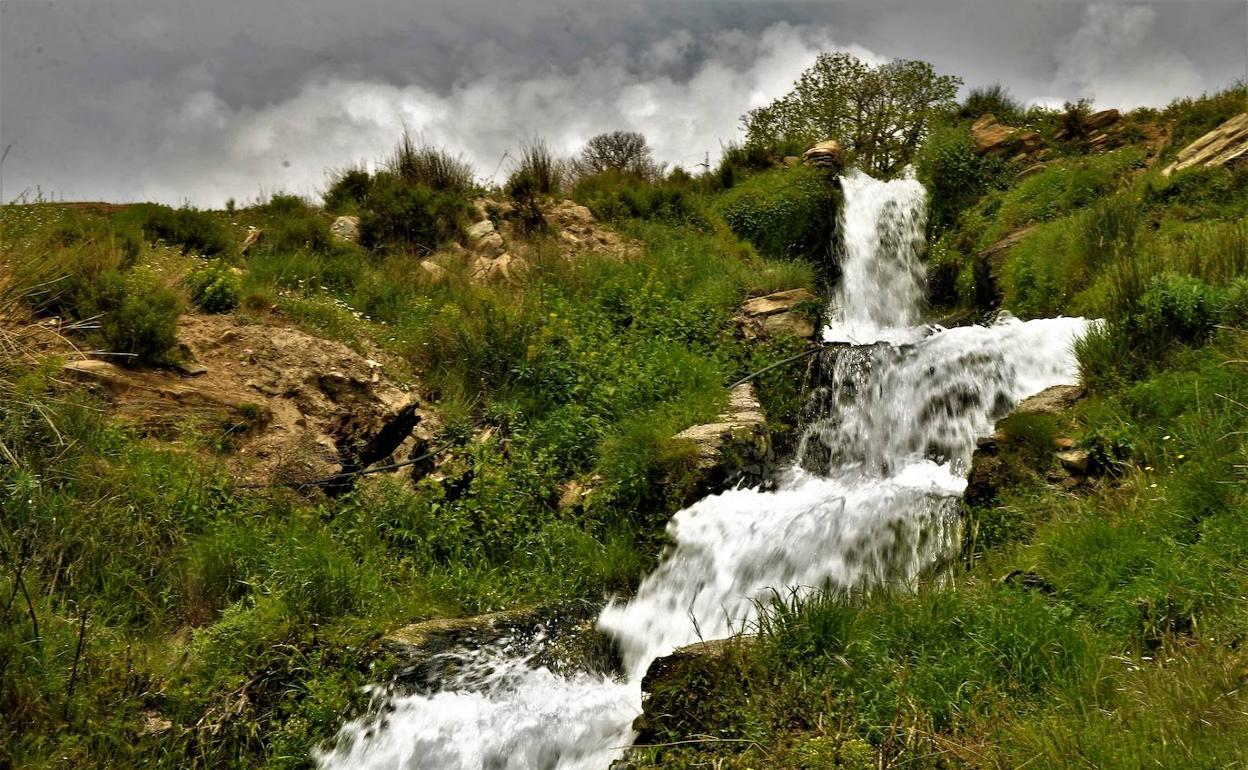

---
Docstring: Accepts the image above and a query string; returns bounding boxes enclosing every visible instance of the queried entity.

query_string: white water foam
[315,170,1092,770]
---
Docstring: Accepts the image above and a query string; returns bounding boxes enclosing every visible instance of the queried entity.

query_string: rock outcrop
[736,287,818,340]
[1012,384,1084,417]
[803,139,845,171]
[964,384,1090,505]
[972,114,1044,160]
[65,314,433,489]
[330,215,360,244]
[457,198,638,284]
[1163,112,1248,176]
[633,637,752,746]
[673,383,772,496]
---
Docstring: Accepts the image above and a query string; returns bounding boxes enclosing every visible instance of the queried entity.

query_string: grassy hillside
[0,152,832,767]
[630,86,1248,769]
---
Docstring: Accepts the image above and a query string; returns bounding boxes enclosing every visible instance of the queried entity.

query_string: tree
[743,53,962,176]
[573,130,658,178]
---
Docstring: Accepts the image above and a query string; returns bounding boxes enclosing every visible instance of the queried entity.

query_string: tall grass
[390,131,476,194]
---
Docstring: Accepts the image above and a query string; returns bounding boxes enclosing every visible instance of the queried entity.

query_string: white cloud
[13,22,873,207]
[1049,3,1204,109]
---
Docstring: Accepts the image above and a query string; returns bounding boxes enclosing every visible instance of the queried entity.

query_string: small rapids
[315,170,1093,770]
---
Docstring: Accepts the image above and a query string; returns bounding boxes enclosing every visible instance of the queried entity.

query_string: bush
[129,204,232,256]
[713,164,840,264]
[359,171,469,253]
[959,84,1024,123]
[1134,273,1222,345]
[508,138,563,196]
[100,268,183,366]
[187,262,242,313]
[917,123,999,235]
[390,132,475,194]
[572,169,702,224]
[323,168,372,213]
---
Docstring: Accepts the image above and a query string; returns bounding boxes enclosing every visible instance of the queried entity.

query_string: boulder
[466,219,496,240]
[1163,112,1248,176]
[740,287,816,316]
[1013,384,1085,417]
[239,227,263,256]
[761,311,815,339]
[634,637,752,745]
[469,252,529,284]
[673,383,771,496]
[330,215,360,244]
[972,114,1044,159]
[419,259,448,283]
[736,288,818,340]
[472,231,507,258]
[802,139,845,170]
[1056,449,1092,475]
[1085,108,1122,131]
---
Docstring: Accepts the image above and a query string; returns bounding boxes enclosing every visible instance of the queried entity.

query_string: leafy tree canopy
[574,130,658,178]
[743,52,962,176]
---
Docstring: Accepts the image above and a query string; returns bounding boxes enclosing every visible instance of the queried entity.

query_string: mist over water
[315,170,1091,770]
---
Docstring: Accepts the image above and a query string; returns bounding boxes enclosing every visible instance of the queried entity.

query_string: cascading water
[315,170,1092,770]
[827,167,928,344]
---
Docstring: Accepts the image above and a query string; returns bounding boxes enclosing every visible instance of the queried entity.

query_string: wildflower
[1176,454,1185,460]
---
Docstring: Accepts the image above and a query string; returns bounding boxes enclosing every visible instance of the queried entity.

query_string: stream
[315,169,1092,770]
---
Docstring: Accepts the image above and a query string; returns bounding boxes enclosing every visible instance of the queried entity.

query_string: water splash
[315,170,1092,770]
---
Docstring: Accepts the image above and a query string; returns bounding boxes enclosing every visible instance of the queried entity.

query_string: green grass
[634,334,1248,770]
[631,86,1248,770]
[0,154,822,767]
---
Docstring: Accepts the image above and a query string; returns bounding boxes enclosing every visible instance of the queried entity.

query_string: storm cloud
[2,1,1245,207]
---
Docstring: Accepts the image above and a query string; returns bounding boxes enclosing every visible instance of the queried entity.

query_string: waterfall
[315,170,1091,770]
[827,168,928,344]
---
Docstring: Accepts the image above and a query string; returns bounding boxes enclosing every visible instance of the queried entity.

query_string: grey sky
[2,1,1245,207]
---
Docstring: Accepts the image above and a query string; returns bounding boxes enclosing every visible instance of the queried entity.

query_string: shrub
[359,171,469,253]
[390,132,475,194]
[1134,273,1222,345]
[917,122,998,235]
[508,138,563,196]
[187,262,242,313]
[129,204,232,256]
[572,169,701,224]
[959,84,1024,123]
[260,202,339,255]
[100,268,183,366]
[505,140,562,235]
[323,168,372,213]
[713,164,840,264]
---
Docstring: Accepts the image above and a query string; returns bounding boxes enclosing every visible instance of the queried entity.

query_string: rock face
[1163,112,1248,176]
[65,315,433,489]
[673,383,772,496]
[803,139,845,171]
[972,114,1044,160]
[736,287,818,340]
